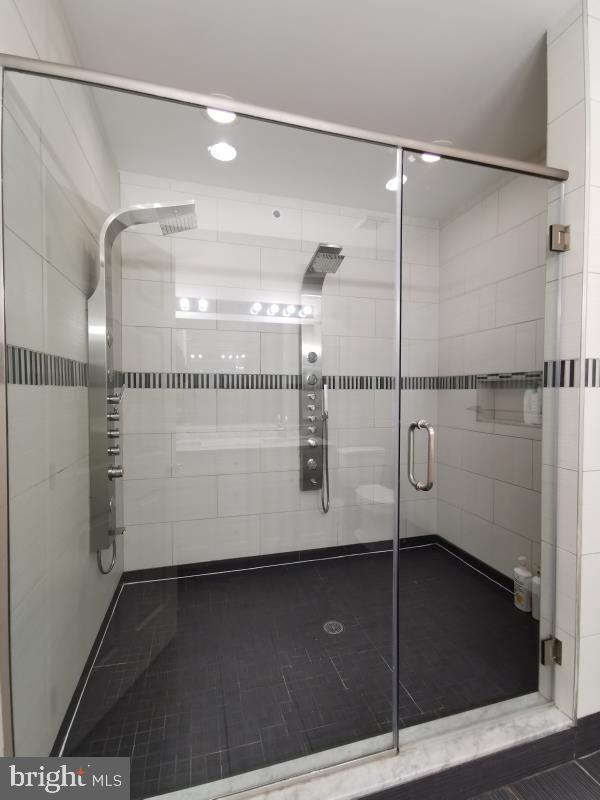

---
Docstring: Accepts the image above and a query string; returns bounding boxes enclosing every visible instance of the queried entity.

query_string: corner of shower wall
[2,63,122,754]
[432,172,547,580]
[543,0,587,722]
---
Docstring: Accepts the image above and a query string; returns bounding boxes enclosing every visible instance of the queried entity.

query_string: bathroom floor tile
[63,545,538,799]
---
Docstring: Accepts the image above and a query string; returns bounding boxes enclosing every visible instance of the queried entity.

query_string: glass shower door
[2,68,401,799]
[398,151,560,727]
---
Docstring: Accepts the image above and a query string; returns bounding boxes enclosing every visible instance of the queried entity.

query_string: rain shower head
[306,244,344,274]
[158,207,198,236]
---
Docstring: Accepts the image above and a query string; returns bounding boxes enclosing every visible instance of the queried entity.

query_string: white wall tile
[321,295,375,337]
[175,389,217,432]
[542,465,578,554]
[44,261,87,362]
[173,238,260,288]
[591,101,600,188]
[122,326,172,371]
[4,229,44,351]
[338,256,394,299]
[260,509,337,553]
[219,198,301,249]
[583,389,600,470]
[495,267,545,327]
[124,476,217,524]
[173,516,260,563]
[578,634,600,716]
[582,470,600,554]
[547,100,586,192]
[173,431,260,476]
[173,329,260,373]
[122,278,174,327]
[547,16,585,123]
[124,523,173,570]
[494,481,541,540]
[591,17,600,101]
[260,331,298,373]
[581,553,600,636]
[302,210,376,259]
[339,337,393,376]
[122,389,176,434]
[121,232,171,282]
[123,434,172,479]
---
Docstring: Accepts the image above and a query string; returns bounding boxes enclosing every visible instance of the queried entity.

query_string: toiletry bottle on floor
[531,566,541,621]
[514,556,532,612]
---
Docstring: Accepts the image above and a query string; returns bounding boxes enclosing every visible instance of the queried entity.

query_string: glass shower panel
[399,152,560,726]
[2,69,399,799]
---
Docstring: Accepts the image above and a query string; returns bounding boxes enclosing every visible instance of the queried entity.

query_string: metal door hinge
[549,224,571,252]
[541,636,563,666]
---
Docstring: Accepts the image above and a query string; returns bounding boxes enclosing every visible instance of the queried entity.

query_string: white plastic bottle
[523,387,542,425]
[514,556,532,613]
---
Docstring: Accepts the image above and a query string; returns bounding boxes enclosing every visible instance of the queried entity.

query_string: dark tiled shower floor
[63,545,538,799]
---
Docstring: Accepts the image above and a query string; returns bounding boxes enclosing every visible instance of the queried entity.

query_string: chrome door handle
[408,420,435,492]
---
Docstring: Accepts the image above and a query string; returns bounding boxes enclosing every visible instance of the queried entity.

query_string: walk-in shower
[90,201,197,573]
[299,244,344,512]
[0,56,569,800]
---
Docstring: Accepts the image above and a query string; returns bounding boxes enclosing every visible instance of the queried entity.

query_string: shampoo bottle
[531,566,541,621]
[514,556,532,613]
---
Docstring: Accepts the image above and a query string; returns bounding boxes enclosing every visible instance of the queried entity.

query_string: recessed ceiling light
[421,153,441,163]
[206,107,236,124]
[208,142,237,162]
[385,175,407,191]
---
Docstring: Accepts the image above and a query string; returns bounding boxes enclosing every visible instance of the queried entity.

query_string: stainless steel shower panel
[299,245,344,491]
[89,201,196,554]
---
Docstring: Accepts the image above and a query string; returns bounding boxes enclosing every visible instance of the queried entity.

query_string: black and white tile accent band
[544,359,579,388]
[584,358,600,388]
[4,344,584,391]
[6,345,88,387]
[123,372,396,390]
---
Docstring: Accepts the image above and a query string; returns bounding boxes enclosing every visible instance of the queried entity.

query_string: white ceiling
[62,0,571,162]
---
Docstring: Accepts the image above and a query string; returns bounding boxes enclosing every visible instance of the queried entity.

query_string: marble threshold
[152,694,572,800]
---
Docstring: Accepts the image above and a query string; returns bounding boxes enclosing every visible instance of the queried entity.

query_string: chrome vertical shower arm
[89,201,196,564]
[299,245,344,498]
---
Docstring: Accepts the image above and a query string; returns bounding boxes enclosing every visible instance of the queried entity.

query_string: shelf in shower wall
[475,371,543,428]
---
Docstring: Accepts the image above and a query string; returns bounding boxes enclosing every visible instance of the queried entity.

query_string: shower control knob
[107,411,120,421]
[307,404,316,412]
[306,374,318,385]
[307,392,316,401]
[107,446,121,456]
[307,351,318,363]
[307,415,316,423]
[107,429,120,439]
[307,438,318,448]
[307,426,316,434]
[107,465,124,480]
[106,330,113,348]
[307,458,318,470]
[107,394,121,404]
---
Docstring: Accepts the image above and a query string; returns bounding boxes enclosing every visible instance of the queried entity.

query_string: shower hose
[321,408,330,514]
[97,540,117,574]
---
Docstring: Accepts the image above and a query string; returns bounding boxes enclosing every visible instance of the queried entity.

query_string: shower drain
[323,620,344,635]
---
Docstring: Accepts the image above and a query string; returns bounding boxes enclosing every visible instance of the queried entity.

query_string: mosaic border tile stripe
[584,358,600,388]
[123,372,396,390]
[544,359,579,388]
[6,345,87,387]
